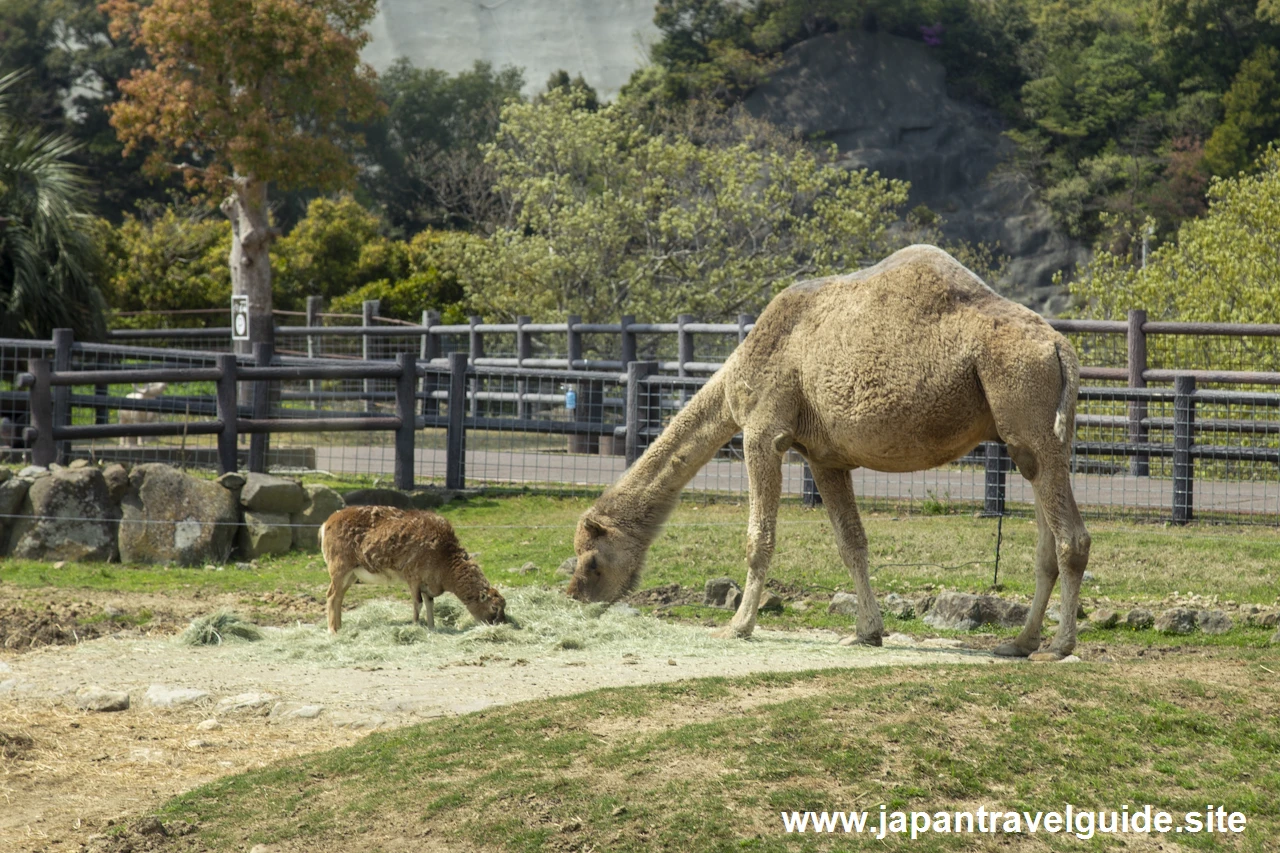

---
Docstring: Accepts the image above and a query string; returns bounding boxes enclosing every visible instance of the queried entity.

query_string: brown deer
[320,506,507,633]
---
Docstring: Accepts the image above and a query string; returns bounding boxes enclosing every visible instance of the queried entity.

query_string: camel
[567,244,1091,661]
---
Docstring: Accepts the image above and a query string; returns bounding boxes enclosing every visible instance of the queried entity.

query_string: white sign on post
[231,295,250,341]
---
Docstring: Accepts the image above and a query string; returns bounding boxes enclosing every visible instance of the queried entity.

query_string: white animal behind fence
[320,505,507,633]
[119,382,168,446]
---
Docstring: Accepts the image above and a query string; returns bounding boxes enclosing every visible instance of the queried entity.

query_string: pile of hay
[179,610,264,646]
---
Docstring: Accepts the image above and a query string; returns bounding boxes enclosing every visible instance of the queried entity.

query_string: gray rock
[240,510,293,558]
[6,467,117,562]
[217,472,246,490]
[1091,609,1120,629]
[1046,602,1087,623]
[144,684,210,708]
[68,458,91,470]
[196,719,222,731]
[101,464,129,504]
[922,591,1029,631]
[408,489,446,509]
[510,561,538,575]
[557,557,577,576]
[791,600,810,613]
[1246,611,1280,629]
[18,465,48,478]
[0,477,32,549]
[74,686,130,712]
[341,488,411,509]
[1271,628,1280,646]
[1195,609,1233,635]
[239,473,305,513]
[0,468,9,483]
[608,602,640,617]
[882,592,914,620]
[758,592,785,614]
[290,484,345,551]
[1155,608,1198,635]
[215,692,276,714]
[914,593,936,615]
[827,592,859,617]
[1082,570,1097,583]
[118,464,239,566]
[1125,608,1155,630]
[270,702,324,720]
[704,577,742,610]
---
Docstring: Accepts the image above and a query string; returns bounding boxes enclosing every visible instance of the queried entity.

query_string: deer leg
[714,429,783,640]
[410,579,422,625]
[1028,458,1090,661]
[995,497,1057,657]
[810,465,882,646]
[326,570,356,634]
[424,594,435,631]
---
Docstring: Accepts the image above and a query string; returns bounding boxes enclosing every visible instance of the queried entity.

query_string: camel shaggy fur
[321,506,507,633]
[568,245,1091,661]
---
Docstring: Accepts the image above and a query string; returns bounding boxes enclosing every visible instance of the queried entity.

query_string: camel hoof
[993,641,1033,658]
[711,625,752,640]
[1029,650,1066,662]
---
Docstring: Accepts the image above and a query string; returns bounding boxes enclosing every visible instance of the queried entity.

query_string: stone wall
[0,463,460,565]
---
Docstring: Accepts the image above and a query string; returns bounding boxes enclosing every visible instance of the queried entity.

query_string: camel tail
[1052,342,1077,443]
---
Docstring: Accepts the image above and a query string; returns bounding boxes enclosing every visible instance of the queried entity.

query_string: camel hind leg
[994,494,1057,657]
[714,430,784,640]
[809,465,882,645]
[326,569,357,634]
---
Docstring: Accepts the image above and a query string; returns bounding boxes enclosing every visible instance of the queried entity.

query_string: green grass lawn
[150,658,1279,851]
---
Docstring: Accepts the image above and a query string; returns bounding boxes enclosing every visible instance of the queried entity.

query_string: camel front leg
[326,570,356,634]
[810,465,882,645]
[714,431,783,640]
[994,498,1056,657]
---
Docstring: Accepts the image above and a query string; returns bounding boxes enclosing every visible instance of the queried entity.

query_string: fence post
[468,316,484,417]
[215,354,238,474]
[982,441,1008,516]
[445,352,468,490]
[421,309,441,417]
[625,361,659,466]
[801,463,822,507]
[620,315,636,365]
[306,295,322,394]
[1172,375,1195,525]
[248,342,272,474]
[516,315,531,420]
[394,352,416,490]
[362,299,379,413]
[27,358,55,467]
[738,313,754,344]
[677,314,694,378]
[1127,308,1149,476]
[566,314,582,369]
[52,328,72,464]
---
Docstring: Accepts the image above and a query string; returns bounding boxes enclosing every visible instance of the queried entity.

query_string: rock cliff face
[743,30,1085,313]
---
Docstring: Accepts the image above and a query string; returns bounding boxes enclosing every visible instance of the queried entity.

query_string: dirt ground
[0,582,1215,853]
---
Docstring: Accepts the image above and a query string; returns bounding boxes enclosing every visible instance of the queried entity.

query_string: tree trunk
[222,177,276,355]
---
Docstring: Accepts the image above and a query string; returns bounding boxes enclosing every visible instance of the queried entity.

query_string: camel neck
[598,370,740,542]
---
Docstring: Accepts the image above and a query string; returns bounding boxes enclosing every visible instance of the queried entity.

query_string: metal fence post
[306,295,322,394]
[625,361,659,466]
[249,342,272,473]
[516,315,531,420]
[1172,375,1196,524]
[566,314,582,368]
[620,315,636,365]
[394,353,416,490]
[1127,309,1149,476]
[468,316,484,417]
[445,352,468,490]
[801,463,822,507]
[215,354,238,474]
[362,299,379,413]
[27,358,55,467]
[677,314,694,378]
[738,313,754,344]
[421,309,441,417]
[52,328,72,464]
[982,441,1008,516]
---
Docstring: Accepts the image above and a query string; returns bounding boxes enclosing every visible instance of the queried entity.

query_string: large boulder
[703,577,742,610]
[0,475,33,551]
[291,484,345,551]
[239,473,305,514]
[240,510,292,558]
[118,464,239,565]
[342,488,412,509]
[923,591,1028,631]
[6,467,117,561]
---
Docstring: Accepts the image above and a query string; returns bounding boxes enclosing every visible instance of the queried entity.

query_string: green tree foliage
[0,71,106,340]
[360,59,523,233]
[457,92,908,322]
[329,230,471,323]
[99,203,231,328]
[270,195,408,310]
[1203,45,1280,176]
[0,0,162,220]
[1070,146,1280,322]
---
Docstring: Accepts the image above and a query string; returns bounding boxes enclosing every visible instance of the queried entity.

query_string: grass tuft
[179,610,263,646]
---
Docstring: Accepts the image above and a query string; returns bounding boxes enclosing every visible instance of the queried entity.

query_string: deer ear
[583,516,614,537]
[488,586,499,597]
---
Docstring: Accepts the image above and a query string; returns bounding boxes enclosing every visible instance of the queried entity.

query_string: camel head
[467,584,507,625]
[568,510,643,602]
